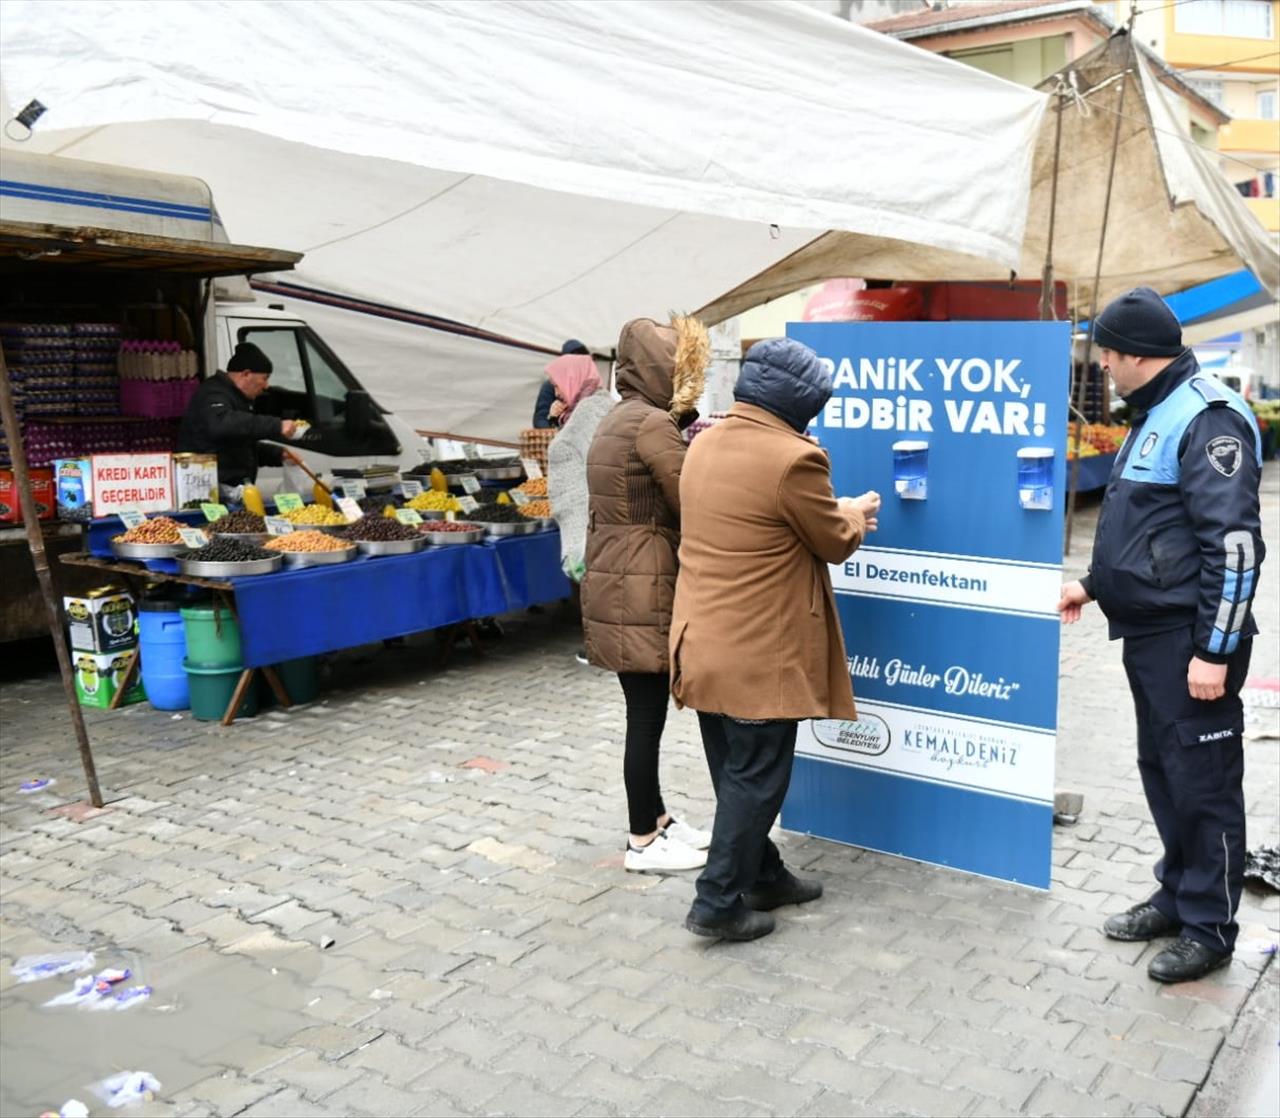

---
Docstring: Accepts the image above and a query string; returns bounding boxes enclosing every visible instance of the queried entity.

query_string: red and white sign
[91,454,174,517]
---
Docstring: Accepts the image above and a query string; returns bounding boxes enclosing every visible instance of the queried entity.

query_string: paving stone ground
[1,465,1276,1118]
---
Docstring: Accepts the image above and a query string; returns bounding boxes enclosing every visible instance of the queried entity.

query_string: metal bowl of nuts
[112,540,194,559]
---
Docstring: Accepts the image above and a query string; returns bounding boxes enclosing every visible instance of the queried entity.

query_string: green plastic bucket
[275,656,321,705]
[184,660,258,721]
[180,604,242,668]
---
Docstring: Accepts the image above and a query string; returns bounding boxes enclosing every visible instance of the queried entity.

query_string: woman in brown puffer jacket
[582,315,710,874]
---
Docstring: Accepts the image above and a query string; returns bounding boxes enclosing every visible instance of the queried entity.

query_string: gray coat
[547,390,613,579]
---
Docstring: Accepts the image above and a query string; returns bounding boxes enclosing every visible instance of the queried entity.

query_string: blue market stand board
[62,521,570,722]
[783,321,1072,890]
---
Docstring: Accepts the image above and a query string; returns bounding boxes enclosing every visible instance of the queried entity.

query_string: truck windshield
[237,325,356,423]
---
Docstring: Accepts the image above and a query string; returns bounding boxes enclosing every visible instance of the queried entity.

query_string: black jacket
[532,378,557,429]
[1082,350,1264,661]
[176,372,283,486]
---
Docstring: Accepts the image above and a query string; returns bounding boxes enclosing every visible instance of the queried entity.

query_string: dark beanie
[227,341,273,374]
[1093,287,1183,357]
[560,338,588,356]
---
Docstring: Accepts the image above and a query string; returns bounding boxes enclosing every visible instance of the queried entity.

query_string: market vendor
[177,341,297,497]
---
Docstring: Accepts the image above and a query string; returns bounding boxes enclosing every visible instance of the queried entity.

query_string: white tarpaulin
[0,0,1046,436]
[698,35,1280,326]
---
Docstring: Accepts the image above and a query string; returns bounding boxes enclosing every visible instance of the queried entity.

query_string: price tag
[395,508,423,526]
[459,474,481,495]
[337,479,366,499]
[462,442,479,460]
[265,516,293,536]
[178,526,209,548]
[118,509,147,530]
[456,494,480,514]
[336,496,364,523]
[510,490,530,506]
[521,458,543,480]
[274,492,304,512]
[201,502,228,523]
[444,510,456,522]
[400,479,423,499]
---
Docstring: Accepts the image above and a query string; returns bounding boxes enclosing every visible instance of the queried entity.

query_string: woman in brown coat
[582,315,710,873]
[671,337,880,941]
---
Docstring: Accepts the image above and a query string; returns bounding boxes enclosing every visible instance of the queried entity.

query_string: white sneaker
[624,832,707,873]
[664,816,712,851]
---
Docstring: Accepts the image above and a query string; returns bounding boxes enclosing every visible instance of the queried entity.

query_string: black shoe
[743,869,823,912]
[1103,901,1180,942]
[685,907,775,942]
[1147,936,1231,983]
[574,649,589,665]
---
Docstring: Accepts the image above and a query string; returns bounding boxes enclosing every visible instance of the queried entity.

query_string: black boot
[685,907,775,942]
[1102,901,1180,942]
[743,869,823,911]
[1147,936,1231,983]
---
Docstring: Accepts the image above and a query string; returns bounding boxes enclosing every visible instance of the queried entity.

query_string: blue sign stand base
[784,757,1053,888]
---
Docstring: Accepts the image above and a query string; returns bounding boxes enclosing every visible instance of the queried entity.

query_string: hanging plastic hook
[4,98,46,142]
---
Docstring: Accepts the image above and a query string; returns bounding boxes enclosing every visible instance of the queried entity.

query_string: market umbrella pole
[0,350,104,808]
[1065,27,1133,557]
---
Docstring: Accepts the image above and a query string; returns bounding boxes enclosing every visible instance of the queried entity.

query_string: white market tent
[0,0,1047,438]
[698,34,1280,326]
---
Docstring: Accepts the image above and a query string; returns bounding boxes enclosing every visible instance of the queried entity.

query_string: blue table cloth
[229,530,570,667]
[1073,451,1115,493]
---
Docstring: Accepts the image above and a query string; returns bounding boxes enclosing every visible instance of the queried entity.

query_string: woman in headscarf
[581,315,712,874]
[546,351,611,589]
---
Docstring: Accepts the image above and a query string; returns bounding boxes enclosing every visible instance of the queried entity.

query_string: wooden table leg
[221,667,255,726]
[260,665,293,708]
[108,648,139,711]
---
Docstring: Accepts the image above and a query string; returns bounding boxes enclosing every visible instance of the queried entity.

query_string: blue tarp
[229,530,569,666]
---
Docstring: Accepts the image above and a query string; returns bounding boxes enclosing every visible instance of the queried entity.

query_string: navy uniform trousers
[1122,625,1251,953]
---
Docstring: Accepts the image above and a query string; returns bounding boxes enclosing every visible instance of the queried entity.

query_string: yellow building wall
[1220,116,1280,152]
[1244,196,1280,230]
[1163,2,1280,72]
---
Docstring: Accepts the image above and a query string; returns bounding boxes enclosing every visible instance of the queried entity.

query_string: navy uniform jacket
[176,372,284,487]
[1082,350,1264,664]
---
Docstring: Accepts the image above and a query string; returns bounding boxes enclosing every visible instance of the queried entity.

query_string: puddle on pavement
[0,945,322,1115]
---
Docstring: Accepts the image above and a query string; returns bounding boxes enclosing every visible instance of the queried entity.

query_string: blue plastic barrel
[138,600,190,710]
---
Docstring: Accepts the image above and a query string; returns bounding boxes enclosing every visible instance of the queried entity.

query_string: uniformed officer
[1058,287,1264,983]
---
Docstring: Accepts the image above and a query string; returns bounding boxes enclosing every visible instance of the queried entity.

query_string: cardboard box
[73,650,145,709]
[64,587,137,653]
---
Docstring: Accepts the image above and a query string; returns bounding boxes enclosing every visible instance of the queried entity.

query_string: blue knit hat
[1093,287,1183,357]
[560,338,589,355]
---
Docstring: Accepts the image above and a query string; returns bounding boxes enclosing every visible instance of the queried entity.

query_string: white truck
[0,149,430,490]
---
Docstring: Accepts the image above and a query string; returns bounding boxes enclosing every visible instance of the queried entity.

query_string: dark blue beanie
[1093,287,1183,357]
[560,338,588,355]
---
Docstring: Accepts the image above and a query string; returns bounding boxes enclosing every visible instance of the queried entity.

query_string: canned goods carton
[64,586,137,653]
[72,650,145,709]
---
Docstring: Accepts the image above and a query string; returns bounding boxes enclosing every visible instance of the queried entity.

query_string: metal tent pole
[1065,26,1135,557]
[0,347,104,807]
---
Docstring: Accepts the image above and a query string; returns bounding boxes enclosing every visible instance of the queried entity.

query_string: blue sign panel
[782,321,1071,888]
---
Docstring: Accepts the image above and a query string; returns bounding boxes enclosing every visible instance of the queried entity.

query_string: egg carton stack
[1,325,76,433]
[75,323,123,417]
[119,341,200,418]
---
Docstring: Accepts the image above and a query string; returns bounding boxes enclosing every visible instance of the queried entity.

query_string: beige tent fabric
[698,36,1279,326]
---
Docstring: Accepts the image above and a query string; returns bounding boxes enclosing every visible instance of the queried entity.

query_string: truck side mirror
[345,389,375,438]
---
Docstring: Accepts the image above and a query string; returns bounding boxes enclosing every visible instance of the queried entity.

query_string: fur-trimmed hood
[615,315,708,418]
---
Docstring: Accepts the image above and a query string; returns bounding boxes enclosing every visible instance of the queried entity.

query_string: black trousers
[618,672,669,835]
[690,713,797,922]
[1122,626,1251,953]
